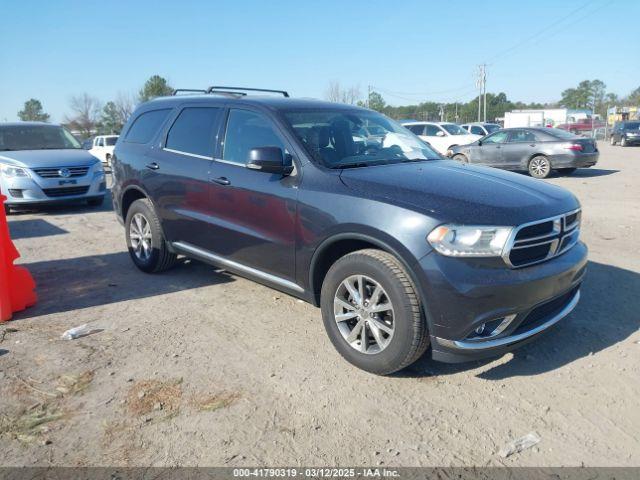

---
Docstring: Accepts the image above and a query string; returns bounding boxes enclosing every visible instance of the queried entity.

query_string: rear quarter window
[125,109,171,144]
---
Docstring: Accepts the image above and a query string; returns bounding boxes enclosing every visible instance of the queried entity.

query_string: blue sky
[1,0,638,122]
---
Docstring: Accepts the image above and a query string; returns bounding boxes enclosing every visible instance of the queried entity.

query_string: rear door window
[424,125,441,136]
[221,109,285,165]
[470,126,485,135]
[407,125,425,135]
[165,107,222,158]
[125,109,171,144]
[508,130,538,143]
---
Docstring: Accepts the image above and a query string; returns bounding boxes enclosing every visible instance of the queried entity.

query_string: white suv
[88,135,118,166]
[402,122,480,155]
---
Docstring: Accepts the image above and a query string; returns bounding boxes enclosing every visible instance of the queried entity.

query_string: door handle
[211,176,231,186]
[145,162,160,170]
[529,144,536,147]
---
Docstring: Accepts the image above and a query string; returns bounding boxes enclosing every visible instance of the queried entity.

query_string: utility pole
[476,64,487,122]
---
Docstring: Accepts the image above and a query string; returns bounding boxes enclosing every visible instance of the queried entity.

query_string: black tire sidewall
[125,199,164,273]
[320,253,422,374]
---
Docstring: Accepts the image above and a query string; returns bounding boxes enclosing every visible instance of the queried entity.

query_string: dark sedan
[449,127,599,178]
[610,121,640,147]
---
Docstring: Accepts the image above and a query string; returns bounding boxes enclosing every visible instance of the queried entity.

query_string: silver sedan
[449,127,599,178]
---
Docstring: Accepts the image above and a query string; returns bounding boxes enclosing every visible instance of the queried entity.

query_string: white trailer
[504,110,545,128]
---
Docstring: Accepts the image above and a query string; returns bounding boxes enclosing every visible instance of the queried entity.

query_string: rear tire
[125,198,178,273]
[610,136,616,146]
[320,249,429,375]
[621,136,627,147]
[558,168,577,175]
[528,155,551,179]
[105,154,112,167]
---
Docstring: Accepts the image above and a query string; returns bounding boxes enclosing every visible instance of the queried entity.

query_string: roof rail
[172,89,208,95]
[206,86,290,98]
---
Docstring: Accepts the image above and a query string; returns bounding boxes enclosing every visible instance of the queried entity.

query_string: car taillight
[564,143,583,151]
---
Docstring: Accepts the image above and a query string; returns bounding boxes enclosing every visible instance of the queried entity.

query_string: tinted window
[165,107,222,157]
[125,109,171,144]
[482,131,509,144]
[470,126,485,135]
[407,125,424,135]
[222,110,285,165]
[623,122,640,130]
[97,138,104,147]
[105,137,118,146]
[508,130,538,142]
[425,125,442,136]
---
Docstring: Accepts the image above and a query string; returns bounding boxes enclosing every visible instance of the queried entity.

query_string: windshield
[441,124,468,135]
[623,122,640,130]
[105,136,118,146]
[283,109,441,168]
[0,125,81,151]
[485,124,501,133]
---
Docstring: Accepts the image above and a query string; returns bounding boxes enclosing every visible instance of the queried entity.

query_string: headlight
[427,224,513,257]
[0,163,29,178]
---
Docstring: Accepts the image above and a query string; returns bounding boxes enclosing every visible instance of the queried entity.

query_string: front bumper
[413,241,588,363]
[622,135,640,145]
[1,167,106,206]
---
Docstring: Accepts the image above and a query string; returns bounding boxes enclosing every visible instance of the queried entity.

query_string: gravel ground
[1,142,638,467]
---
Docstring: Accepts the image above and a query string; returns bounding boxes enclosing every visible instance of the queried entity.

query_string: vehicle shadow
[8,219,69,239]
[556,168,619,178]
[401,260,640,379]
[12,252,233,320]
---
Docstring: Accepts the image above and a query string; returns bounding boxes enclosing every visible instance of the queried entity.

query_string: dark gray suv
[111,87,587,374]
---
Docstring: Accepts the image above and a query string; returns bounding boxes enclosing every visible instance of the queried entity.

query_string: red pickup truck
[556,118,605,135]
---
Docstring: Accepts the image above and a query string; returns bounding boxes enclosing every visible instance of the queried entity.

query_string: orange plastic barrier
[0,194,37,321]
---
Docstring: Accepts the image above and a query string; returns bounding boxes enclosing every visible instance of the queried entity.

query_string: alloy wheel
[530,157,549,177]
[333,275,394,354]
[129,213,152,261]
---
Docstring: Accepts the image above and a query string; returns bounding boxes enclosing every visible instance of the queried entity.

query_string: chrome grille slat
[32,166,90,178]
[503,208,581,268]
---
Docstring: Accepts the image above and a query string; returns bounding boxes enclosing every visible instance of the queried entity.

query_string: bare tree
[324,81,361,105]
[114,92,136,126]
[65,93,101,138]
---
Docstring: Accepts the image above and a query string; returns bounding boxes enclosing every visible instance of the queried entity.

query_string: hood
[0,149,99,168]
[339,160,579,225]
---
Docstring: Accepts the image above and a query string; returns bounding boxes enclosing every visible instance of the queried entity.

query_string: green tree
[367,91,386,112]
[138,75,173,102]
[626,86,640,106]
[18,98,50,122]
[99,101,122,134]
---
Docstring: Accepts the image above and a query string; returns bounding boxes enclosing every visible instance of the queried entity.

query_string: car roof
[144,94,368,113]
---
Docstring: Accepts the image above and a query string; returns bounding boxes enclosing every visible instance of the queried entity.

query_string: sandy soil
[1,142,638,467]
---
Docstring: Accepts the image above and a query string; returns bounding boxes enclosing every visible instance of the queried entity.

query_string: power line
[485,0,611,64]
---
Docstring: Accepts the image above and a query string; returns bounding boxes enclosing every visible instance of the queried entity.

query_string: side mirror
[477,140,483,146]
[247,147,293,175]
[436,131,445,137]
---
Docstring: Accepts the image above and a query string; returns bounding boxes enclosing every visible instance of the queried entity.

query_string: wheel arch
[120,185,151,221]
[308,232,425,309]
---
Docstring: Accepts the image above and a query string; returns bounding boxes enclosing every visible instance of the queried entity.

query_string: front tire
[621,136,627,147]
[453,154,468,163]
[528,155,551,179]
[125,198,178,273]
[610,136,616,146]
[320,249,429,375]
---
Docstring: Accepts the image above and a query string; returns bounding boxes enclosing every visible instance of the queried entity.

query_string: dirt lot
[1,143,639,467]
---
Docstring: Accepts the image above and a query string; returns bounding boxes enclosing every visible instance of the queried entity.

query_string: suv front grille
[43,186,90,198]
[505,209,581,268]
[32,166,90,178]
